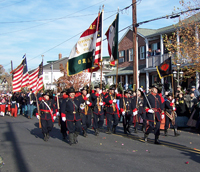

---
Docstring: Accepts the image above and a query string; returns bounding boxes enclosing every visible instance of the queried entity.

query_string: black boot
[134,128,138,133]
[46,133,50,139]
[174,128,180,137]
[154,136,161,145]
[127,125,131,134]
[123,125,127,134]
[83,130,87,137]
[43,133,48,142]
[112,125,116,134]
[94,129,99,136]
[164,129,168,136]
[69,133,74,145]
[144,133,148,142]
[106,128,112,134]
[62,133,67,140]
[74,132,79,144]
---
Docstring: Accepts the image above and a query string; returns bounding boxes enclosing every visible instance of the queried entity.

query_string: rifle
[56,91,61,126]
[35,95,42,129]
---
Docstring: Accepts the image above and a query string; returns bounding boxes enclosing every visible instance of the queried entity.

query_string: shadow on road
[4,122,30,172]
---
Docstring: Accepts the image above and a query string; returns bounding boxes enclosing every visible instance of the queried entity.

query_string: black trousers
[67,120,81,133]
[81,114,91,130]
[134,113,146,129]
[41,119,53,134]
[165,115,177,130]
[123,115,133,126]
[93,113,104,129]
[60,117,67,134]
[145,119,160,137]
[106,113,119,129]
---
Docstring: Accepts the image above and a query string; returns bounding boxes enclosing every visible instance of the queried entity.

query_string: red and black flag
[156,57,172,79]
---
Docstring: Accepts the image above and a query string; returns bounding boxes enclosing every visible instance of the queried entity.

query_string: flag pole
[115,59,119,98]
[100,5,104,92]
[11,60,13,92]
[171,74,174,98]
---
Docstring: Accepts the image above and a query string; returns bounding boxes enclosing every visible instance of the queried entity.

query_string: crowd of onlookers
[0,89,43,118]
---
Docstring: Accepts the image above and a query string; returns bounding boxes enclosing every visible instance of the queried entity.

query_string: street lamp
[173,63,183,86]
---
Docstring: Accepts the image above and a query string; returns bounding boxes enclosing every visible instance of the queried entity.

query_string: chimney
[58,53,62,60]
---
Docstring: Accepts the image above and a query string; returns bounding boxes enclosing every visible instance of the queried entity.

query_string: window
[120,51,124,57]
[129,49,133,61]
[44,75,49,80]
[139,46,145,59]
[151,43,157,56]
[92,73,96,78]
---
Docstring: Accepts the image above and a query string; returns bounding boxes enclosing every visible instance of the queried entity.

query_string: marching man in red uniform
[36,90,56,142]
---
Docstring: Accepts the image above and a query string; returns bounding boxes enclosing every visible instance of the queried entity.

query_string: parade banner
[105,13,119,66]
[156,57,172,79]
[67,14,99,76]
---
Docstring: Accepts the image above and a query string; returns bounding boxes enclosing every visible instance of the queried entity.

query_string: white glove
[139,87,143,92]
[161,114,165,119]
[122,111,125,116]
[172,99,175,103]
[56,112,60,116]
[133,111,137,116]
[115,89,118,94]
[30,100,33,104]
[62,117,66,122]
[173,107,176,111]
[148,109,154,113]
[113,99,117,103]
[53,116,56,120]
[99,102,103,106]
[86,94,90,98]
[36,115,40,120]
[99,90,102,94]
[86,101,90,105]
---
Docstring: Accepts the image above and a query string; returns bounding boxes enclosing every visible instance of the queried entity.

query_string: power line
[0,0,26,9]
[0,0,107,35]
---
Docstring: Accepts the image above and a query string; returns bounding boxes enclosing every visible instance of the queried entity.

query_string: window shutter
[144,46,146,59]
[127,49,129,62]
[138,47,140,60]
[157,42,160,49]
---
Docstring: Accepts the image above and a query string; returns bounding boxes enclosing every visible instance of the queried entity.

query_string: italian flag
[105,13,119,66]
[67,16,98,76]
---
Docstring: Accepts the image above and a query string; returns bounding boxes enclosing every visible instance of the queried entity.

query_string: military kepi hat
[68,87,75,93]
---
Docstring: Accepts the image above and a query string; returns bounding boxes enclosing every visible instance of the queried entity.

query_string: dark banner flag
[156,57,172,79]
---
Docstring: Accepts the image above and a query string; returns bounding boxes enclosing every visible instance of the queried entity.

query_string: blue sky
[0,0,188,72]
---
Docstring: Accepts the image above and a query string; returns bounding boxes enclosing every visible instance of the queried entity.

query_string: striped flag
[105,13,119,66]
[94,11,103,65]
[29,67,39,93]
[12,63,24,92]
[36,61,43,92]
[21,54,29,88]
[29,61,43,93]
[87,11,103,72]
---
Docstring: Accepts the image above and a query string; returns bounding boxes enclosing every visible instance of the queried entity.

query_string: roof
[43,56,69,71]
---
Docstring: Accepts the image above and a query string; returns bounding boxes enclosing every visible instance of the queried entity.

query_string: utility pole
[132,0,138,91]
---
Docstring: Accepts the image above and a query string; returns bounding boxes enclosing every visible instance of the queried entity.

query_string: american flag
[94,11,103,65]
[12,59,24,92]
[36,61,43,92]
[88,11,103,72]
[29,61,43,93]
[21,54,29,88]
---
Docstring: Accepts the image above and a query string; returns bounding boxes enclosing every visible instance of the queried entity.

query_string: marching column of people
[4,81,200,145]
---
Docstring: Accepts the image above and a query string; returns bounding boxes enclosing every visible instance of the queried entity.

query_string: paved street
[0,115,200,172]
